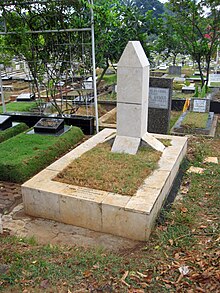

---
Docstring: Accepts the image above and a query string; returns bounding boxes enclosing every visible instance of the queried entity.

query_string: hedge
[0,126,84,183]
[0,123,29,143]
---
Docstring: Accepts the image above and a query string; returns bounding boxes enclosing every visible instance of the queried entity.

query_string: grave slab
[22,128,187,241]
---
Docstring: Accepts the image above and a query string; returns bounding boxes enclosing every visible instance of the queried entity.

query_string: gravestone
[169,66,181,76]
[182,85,195,94]
[148,77,173,134]
[111,41,165,155]
[34,118,64,134]
[208,74,220,87]
[16,93,35,102]
[190,99,210,113]
[0,115,12,130]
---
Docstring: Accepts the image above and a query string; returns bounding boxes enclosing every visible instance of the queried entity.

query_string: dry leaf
[181,207,188,213]
[83,270,92,278]
[40,279,49,289]
[168,239,174,246]
[120,270,129,281]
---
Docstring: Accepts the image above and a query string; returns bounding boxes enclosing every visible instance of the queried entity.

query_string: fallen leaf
[168,239,174,246]
[181,207,188,213]
[40,279,49,289]
[128,289,144,293]
[120,270,129,281]
[83,270,92,278]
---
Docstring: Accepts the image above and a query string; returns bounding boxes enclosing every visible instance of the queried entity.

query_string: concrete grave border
[22,128,187,241]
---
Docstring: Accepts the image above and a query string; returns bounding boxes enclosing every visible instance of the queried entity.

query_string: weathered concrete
[22,128,187,241]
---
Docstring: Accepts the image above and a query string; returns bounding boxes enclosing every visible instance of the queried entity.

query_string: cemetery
[0,0,219,292]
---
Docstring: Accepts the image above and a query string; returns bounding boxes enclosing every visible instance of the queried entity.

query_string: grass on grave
[0,126,84,183]
[0,101,38,113]
[0,123,28,143]
[55,142,161,196]
[181,112,209,129]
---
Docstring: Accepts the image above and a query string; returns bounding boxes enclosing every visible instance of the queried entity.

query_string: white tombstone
[111,41,165,155]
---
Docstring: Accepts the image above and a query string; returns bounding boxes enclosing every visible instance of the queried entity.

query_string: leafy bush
[0,126,84,183]
[0,123,29,143]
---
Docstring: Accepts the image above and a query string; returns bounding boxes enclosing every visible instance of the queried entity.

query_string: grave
[148,77,173,134]
[182,84,195,94]
[171,98,217,136]
[16,93,35,102]
[34,118,65,135]
[168,66,181,76]
[22,41,187,241]
[0,115,12,130]
[208,74,220,87]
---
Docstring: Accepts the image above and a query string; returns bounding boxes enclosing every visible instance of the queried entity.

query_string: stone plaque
[193,100,207,113]
[169,66,181,76]
[149,87,169,109]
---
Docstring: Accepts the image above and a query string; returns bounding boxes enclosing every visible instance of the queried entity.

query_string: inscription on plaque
[193,99,207,113]
[149,87,169,109]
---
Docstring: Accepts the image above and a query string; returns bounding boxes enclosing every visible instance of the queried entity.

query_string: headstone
[111,41,165,155]
[190,99,210,113]
[16,93,35,102]
[208,74,220,87]
[182,85,195,94]
[148,77,173,134]
[0,115,12,130]
[34,118,64,134]
[169,66,181,76]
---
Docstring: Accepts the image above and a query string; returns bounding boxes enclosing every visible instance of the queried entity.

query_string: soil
[0,181,22,214]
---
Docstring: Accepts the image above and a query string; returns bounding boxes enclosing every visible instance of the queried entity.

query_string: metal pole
[0,67,6,113]
[90,0,99,133]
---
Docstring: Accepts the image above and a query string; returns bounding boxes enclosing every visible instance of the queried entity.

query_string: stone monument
[148,77,173,134]
[111,41,165,155]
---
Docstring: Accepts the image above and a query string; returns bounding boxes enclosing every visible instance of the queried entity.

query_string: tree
[1,0,92,115]
[166,0,220,86]
[155,18,186,65]
[93,0,157,86]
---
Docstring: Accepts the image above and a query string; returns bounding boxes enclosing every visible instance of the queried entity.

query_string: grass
[0,120,220,292]
[1,121,220,292]
[169,111,182,132]
[0,123,29,143]
[182,112,209,129]
[210,82,220,87]
[55,142,161,196]
[0,126,84,183]
[0,101,38,113]
[102,74,117,85]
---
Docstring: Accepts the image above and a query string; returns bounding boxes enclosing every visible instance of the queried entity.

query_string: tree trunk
[96,59,109,88]
[197,59,205,87]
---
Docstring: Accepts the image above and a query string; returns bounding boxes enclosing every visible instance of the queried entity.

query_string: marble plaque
[149,87,169,109]
[192,99,207,113]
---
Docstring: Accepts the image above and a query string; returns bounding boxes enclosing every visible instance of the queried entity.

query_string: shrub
[0,123,29,143]
[0,126,84,183]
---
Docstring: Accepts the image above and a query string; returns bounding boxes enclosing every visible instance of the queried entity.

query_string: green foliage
[0,126,83,183]
[194,85,199,97]
[0,123,28,143]
[166,0,220,86]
